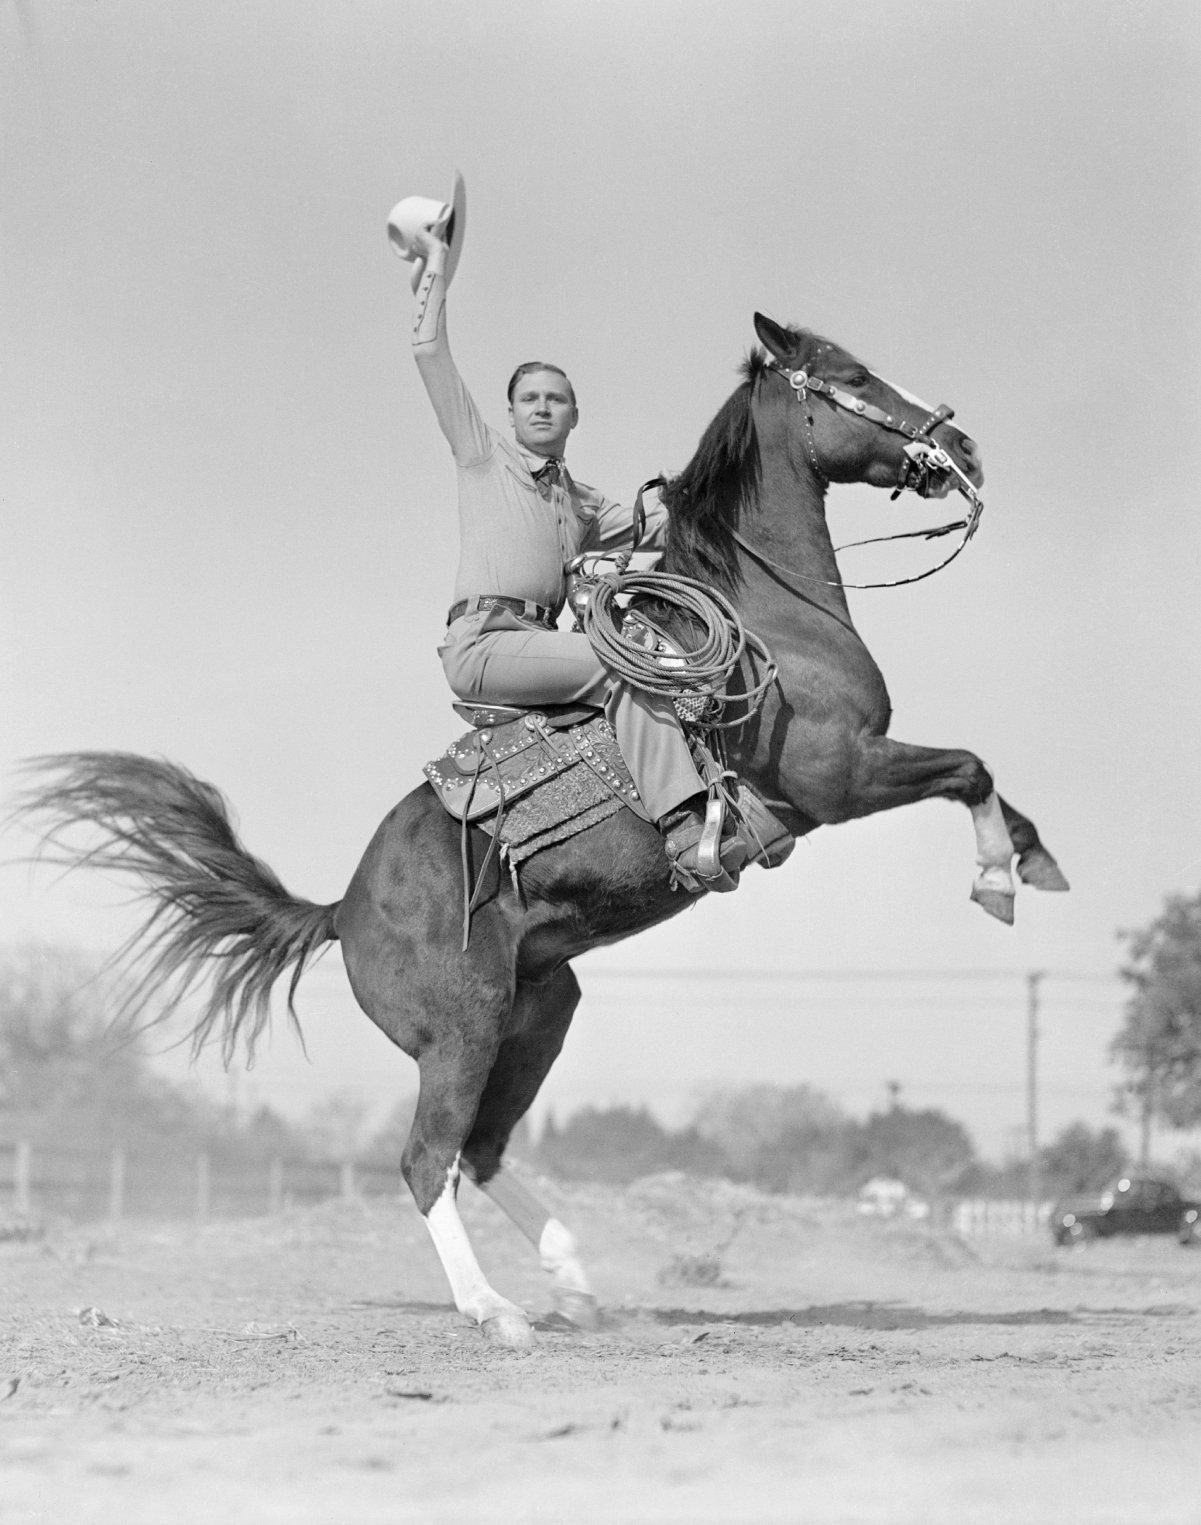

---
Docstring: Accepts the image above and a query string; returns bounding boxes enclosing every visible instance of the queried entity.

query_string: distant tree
[360,1094,418,1166]
[535,1104,726,1183]
[305,1090,373,1162]
[236,1104,308,1162]
[748,1119,864,1196]
[857,1105,978,1198]
[1112,890,1201,1159]
[0,942,317,1163]
[1037,1122,1128,1195]
[691,1084,850,1178]
[0,942,203,1147]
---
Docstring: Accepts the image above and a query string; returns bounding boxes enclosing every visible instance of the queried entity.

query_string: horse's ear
[753,313,796,363]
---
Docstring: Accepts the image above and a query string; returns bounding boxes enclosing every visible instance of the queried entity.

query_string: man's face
[508,370,579,457]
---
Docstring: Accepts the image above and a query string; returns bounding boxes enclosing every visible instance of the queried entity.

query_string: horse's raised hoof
[1017,848,1070,893]
[553,1289,601,1332]
[479,1310,535,1349]
[970,883,1015,925]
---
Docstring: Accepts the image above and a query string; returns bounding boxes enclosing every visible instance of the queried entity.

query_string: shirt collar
[515,444,567,478]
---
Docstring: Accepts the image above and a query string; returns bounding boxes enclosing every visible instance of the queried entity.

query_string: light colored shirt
[412,271,666,616]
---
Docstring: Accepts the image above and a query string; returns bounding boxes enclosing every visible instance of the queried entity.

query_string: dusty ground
[2,1175,1199,1525]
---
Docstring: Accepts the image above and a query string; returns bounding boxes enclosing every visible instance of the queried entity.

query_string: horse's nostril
[961,437,979,461]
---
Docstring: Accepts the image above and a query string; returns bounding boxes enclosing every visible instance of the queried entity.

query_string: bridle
[730,358,985,592]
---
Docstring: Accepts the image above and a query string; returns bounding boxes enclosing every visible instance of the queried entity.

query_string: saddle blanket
[424,710,650,866]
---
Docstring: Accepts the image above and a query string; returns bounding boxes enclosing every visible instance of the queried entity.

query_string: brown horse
[16,313,1066,1347]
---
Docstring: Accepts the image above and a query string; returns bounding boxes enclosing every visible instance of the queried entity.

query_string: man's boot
[660,795,748,893]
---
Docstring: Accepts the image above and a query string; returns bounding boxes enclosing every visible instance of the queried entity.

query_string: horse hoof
[553,1290,601,1331]
[1017,849,1070,892]
[480,1310,534,1349]
[970,884,1015,925]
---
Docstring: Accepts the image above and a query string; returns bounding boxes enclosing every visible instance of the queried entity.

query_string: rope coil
[580,568,777,730]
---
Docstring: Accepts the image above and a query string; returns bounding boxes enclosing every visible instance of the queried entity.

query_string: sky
[3,1,1199,1163]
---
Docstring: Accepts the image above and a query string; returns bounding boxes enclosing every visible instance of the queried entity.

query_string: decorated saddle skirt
[423,708,651,867]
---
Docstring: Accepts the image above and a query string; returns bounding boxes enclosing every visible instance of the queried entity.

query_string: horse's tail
[12,751,340,1065]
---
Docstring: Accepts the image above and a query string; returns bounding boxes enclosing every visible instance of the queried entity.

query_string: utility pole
[1026,970,1044,1207]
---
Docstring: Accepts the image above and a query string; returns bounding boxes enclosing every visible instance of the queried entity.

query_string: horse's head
[752,314,984,502]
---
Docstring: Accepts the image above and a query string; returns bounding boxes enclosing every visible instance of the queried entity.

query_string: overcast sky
[3,1,1199,1160]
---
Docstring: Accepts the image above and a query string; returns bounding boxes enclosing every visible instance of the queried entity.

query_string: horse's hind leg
[462,966,599,1330]
[999,796,1070,892]
[337,798,539,1346]
[404,1027,538,1349]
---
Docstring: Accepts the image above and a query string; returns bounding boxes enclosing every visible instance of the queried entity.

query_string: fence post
[108,1148,126,1222]
[340,1160,356,1202]
[268,1157,284,1215]
[14,1140,32,1215]
[196,1153,211,1221]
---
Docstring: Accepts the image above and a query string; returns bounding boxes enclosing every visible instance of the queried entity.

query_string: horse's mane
[660,325,824,594]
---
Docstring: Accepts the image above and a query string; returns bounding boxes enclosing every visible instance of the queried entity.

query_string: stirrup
[695,793,727,878]
[663,809,746,895]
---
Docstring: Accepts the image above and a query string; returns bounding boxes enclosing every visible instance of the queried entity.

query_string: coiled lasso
[580,566,778,729]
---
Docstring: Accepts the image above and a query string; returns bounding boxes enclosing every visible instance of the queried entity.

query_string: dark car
[1050,1172,1201,1246]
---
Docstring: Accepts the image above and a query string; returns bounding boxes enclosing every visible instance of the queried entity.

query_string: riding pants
[439,606,704,822]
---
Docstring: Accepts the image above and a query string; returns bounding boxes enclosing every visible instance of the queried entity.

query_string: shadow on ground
[640,1301,1081,1330]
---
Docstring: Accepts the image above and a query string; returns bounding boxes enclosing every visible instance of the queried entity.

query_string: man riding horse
[14,184,1069,1343]
[391,179,750,893]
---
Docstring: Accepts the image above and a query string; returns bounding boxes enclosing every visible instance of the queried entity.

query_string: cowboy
[390,180,745,890]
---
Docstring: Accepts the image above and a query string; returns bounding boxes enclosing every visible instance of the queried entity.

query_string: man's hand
[411,224,450,274]
[412,224,447,258]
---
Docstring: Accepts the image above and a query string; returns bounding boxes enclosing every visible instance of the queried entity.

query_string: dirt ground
[2,1174,1199,1525]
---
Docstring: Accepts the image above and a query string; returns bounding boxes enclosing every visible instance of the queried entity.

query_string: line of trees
[0,943,310,1167]
[530,1089,1134,1200]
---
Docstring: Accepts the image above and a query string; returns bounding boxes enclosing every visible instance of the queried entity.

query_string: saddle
[425,701,658,950]
[424,700,794,877]
[424,702,651,831]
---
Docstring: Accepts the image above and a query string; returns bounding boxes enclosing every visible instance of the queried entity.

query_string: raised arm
[409,229,492,467]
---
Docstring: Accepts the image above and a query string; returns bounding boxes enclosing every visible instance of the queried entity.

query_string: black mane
[660,327,824,593]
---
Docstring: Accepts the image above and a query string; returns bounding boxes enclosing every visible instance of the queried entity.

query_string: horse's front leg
[848,736,1016,923]
[999,795,1070,894]
[967,791,1018,924]
[462,966,600,1331]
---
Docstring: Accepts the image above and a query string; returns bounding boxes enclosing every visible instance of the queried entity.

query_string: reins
[731,359,985,593]
[573,350,986,720]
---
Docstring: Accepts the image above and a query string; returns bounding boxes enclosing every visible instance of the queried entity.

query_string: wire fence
[1,1137,1057,1237]
[0,1138,404,1225]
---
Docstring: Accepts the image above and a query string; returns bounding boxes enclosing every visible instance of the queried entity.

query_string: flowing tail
[12,752,340,1064]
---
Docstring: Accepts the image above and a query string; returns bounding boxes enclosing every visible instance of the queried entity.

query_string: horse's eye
[848,372,869,387]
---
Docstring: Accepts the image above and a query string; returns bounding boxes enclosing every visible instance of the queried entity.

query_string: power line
[301,958,1123,993]
[571,966,1121,984]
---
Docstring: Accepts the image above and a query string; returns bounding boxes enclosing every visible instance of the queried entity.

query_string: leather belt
[447,595,556,629]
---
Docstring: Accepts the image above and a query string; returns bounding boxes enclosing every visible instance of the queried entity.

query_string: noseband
[733,359,985,592]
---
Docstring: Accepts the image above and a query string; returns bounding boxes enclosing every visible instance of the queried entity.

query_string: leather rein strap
[732,360,985,593]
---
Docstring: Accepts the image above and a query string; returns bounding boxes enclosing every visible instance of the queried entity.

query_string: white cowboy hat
[386,172,467,291]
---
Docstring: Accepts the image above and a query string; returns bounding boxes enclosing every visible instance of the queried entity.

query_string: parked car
[857,1176,930,1221]
[1050,1172,1201,1246]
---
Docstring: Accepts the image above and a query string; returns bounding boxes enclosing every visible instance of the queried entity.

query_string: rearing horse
[15,312,1066,1348]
